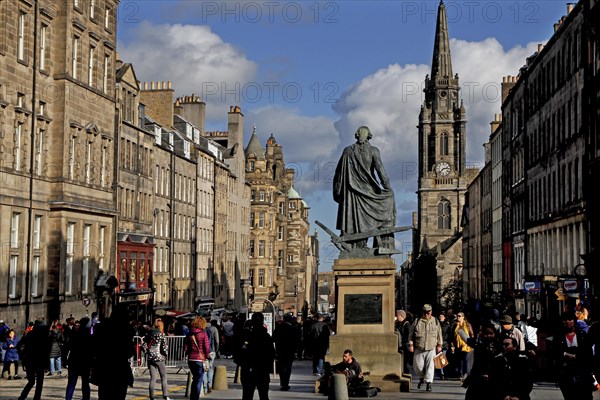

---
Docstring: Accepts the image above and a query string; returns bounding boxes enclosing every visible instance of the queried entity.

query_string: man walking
[408,304,443,392]
[273,314,300,391]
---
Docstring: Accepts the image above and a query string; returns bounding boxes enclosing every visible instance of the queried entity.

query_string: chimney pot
[567,3,574,14]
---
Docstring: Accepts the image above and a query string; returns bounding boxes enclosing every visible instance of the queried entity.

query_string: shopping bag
[433,352,448,369]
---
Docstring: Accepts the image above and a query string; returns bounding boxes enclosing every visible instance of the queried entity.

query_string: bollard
[330,374,349,400]
[213,365,228,390]
[233,364,241,383]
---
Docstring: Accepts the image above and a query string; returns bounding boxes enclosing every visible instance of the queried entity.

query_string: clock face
[435,161,451,176]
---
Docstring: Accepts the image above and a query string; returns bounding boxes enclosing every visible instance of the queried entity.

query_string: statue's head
[355,126,372,143]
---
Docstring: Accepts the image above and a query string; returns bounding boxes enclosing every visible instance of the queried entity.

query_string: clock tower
[415,0,473,303]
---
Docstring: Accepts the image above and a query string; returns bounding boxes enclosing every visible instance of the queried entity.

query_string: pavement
[0,357,595,400]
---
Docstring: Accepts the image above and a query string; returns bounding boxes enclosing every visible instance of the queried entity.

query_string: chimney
[227,105,244,148]
[567,3,574,14]
[501,76,517,103]
[140,81,175,129]
[490,113,502,134]
[175,94,206,134]
[537,44,544,53]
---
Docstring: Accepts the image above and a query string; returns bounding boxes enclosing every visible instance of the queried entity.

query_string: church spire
[431,0,453,79]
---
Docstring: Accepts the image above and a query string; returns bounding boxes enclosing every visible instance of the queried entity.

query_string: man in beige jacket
[408,304,443,392]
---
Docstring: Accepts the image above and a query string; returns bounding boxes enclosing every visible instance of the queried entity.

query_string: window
[18,11,26,61]
[440,132,449,156]
[258,240,265,257]
[15,123,23,171]
[104,7,110,29]
[72,36,79,79]
[90,0,95,19]
[258,211,265,228]
[99,226,105,270]
[249,240,254,257]
[289,201,296,209]
[248,160,255,172]
[9,256,18,298]
[250,212,254,227]
[17,92,24,108]
[66,222,75,295]
[39,24,47,70]
[74,0,80,7]
[85,142,92,183]
[11,213,20,248]
[287,254,294,262]
[33,215,41,249]
[69,137,76,179]
[278,226,284,240]
[82,224,91,293]
[103,54,109,94]
[437,199,451,229]
[258,269,265,287]
[259,190,265,201]
[250,190,255,201]
[31,256,40,297]
[100,146,106,186]
[278,250,284,270]
[279,202,285,214]
[39,100,45,115]
[249,269,254,286]
[88,45,95,85]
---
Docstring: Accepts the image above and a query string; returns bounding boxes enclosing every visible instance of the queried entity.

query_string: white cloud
[332,38,541,195]
[117,22,258,121]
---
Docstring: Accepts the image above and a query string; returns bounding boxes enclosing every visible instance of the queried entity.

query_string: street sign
[82,297,91,307]
[555,288,567,300]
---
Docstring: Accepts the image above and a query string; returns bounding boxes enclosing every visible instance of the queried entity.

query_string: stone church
[413,0,478,309]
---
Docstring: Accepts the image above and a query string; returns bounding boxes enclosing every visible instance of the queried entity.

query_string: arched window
[440,132,449,156]
[438,199,451,229]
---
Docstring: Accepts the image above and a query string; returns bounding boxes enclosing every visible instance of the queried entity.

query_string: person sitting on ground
[332,349,364,384]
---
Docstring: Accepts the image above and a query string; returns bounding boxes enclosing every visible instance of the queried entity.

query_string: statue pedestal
[326,258,411,392]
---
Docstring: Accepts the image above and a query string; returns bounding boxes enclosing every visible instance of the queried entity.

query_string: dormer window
[248,160,255,172]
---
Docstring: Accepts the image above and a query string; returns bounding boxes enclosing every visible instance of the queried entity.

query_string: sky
[116,1,570,271]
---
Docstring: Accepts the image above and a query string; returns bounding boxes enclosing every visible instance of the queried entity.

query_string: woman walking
[144,318,171,400]
[48,320,64,376]
[184,317,210,400]
[453,312,474,380]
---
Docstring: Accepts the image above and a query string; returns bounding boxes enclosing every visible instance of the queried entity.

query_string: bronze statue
[316,126,407,258]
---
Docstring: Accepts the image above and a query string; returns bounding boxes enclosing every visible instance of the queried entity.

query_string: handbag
[433,352,448,369]
[191,335,209,371]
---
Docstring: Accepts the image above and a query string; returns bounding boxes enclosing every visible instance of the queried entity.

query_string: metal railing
[130,335,188,375]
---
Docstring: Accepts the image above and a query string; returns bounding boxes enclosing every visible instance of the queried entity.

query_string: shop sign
[524,281,541,293]
[563,280,579,292]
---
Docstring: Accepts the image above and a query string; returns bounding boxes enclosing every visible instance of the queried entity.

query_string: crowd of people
[395,300,600,400]
[1,299,598,400]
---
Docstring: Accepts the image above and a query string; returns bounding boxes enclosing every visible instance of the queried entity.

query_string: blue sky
[117,1,570,271]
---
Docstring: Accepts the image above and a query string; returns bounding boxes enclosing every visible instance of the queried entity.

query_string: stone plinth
[326,257,411,392]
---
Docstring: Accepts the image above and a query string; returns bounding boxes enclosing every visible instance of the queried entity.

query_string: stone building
[0,0,119,327]
[244,130,316,315]
[114,62,155,319]
[413,0,476,310]
[463,1,599,320]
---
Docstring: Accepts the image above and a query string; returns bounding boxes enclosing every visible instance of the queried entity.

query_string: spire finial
[431,0,453,79]
[253,124,256,135]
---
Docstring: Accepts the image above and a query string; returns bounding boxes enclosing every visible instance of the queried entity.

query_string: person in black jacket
[92,304,135,400]
[553,311,594,400]
[309,314,330,376]
[65,318,93,400]
[17,320,51,400]
[238,312,275,400]
[490,337,533,400]
[273,314,300,391]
